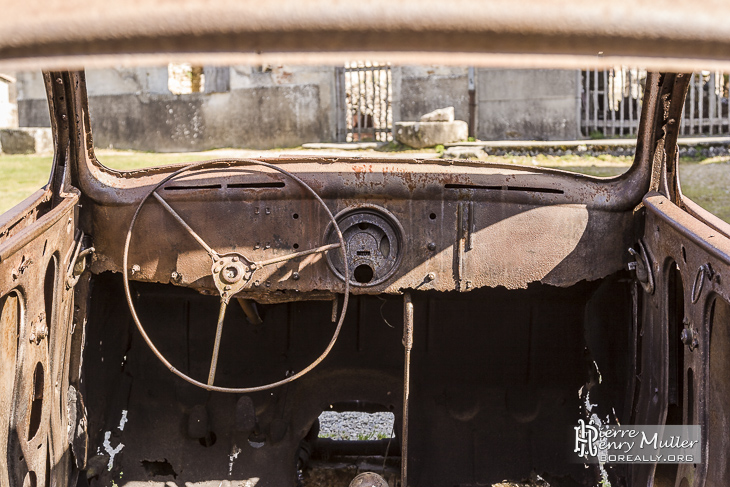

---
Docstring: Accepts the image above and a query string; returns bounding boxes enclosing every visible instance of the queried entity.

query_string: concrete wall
[476,69,580,141]
[15,66,584,148]
[16,66,337,151]
[16,71,50,127]
[394,66,470,122]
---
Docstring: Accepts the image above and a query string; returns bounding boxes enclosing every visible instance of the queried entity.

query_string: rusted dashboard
[79,156,651,299]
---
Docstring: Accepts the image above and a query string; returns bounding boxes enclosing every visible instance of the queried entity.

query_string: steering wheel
[122,159,350,393]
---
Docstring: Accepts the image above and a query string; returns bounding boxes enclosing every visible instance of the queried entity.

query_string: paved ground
[318,411,395,441]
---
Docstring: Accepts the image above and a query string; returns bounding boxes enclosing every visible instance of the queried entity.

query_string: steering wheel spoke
[207,298,229,386]
[254,242,342,268]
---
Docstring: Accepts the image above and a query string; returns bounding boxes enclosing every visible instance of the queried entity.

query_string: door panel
[0,191,79,487]
[632,193,730,487]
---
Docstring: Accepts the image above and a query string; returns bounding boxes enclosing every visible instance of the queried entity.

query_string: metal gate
[682,72,730,135]
[580,67,647,137]
[336,61,392,143]
[582,68,730,137]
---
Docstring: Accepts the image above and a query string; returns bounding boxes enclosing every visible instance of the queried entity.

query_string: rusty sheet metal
[0,193,79,487]
[4,0,730,71]
[0,189,53,250]
[55,70,661,297]
[630,192,730,486]
[84,165,639,295]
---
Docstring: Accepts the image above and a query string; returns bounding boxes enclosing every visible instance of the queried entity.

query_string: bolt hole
[198,431,217,447]
[292,213,299,219]
[682,245,687,263]
[358,222,370,230]
[429,212,437,220]
[293,243,299,249]
[353,264,374,284]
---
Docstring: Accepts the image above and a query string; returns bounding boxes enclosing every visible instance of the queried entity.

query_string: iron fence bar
[619,68,625,135]
[712,72,719,133]
[610,69,616,136]
[722,73,730,135]
[370,63,376,140]
[385,66,390,142]
[696,73,705,135]
[593,68,598,134]
[689,73,697,135]
[600,69,606,135]
[582,70,589,136]
[376,65,381,141]
[357,63,363,141]
[626,68,634,134]
[687,73,692,134]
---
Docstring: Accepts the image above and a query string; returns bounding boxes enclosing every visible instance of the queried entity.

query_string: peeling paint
[119,410,128,431]
[593,360,603,384]
[103,431,124,471]
[228,444,242,475]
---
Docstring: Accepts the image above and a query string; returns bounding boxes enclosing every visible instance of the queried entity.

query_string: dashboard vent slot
[227,182,285,189]
[445,183,563,195]
[163,184,222,191]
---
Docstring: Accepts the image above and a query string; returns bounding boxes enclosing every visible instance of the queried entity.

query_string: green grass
[676,157,730,223]
[0,150,211,213]
[0,154,53,213]
[3,150,730,224]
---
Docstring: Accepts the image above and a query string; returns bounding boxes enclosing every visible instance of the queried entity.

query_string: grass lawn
[2,150,730,224]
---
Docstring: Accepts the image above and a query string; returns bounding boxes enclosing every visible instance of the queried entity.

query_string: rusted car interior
[3,2,730,487]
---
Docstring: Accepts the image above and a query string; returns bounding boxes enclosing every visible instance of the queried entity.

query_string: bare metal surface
[151,191,217,259]
[5,1,730,71]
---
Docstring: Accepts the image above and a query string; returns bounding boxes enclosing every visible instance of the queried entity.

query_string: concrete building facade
[9,66,582,151]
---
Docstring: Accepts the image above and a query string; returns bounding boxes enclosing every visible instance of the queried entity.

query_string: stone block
[395,121,468,149]
[420,106,454,122]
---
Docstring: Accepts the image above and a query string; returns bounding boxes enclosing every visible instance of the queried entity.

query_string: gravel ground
[318,412,395,441]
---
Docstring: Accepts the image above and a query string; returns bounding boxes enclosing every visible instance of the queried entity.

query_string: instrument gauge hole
[354,265,374,284]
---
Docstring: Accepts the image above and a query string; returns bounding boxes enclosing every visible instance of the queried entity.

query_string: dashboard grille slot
[227,182,285,189]
[163,184,222,191]
[444,183,563,195]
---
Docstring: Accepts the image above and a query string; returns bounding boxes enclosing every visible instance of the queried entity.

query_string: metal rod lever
[402,292,413,487]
